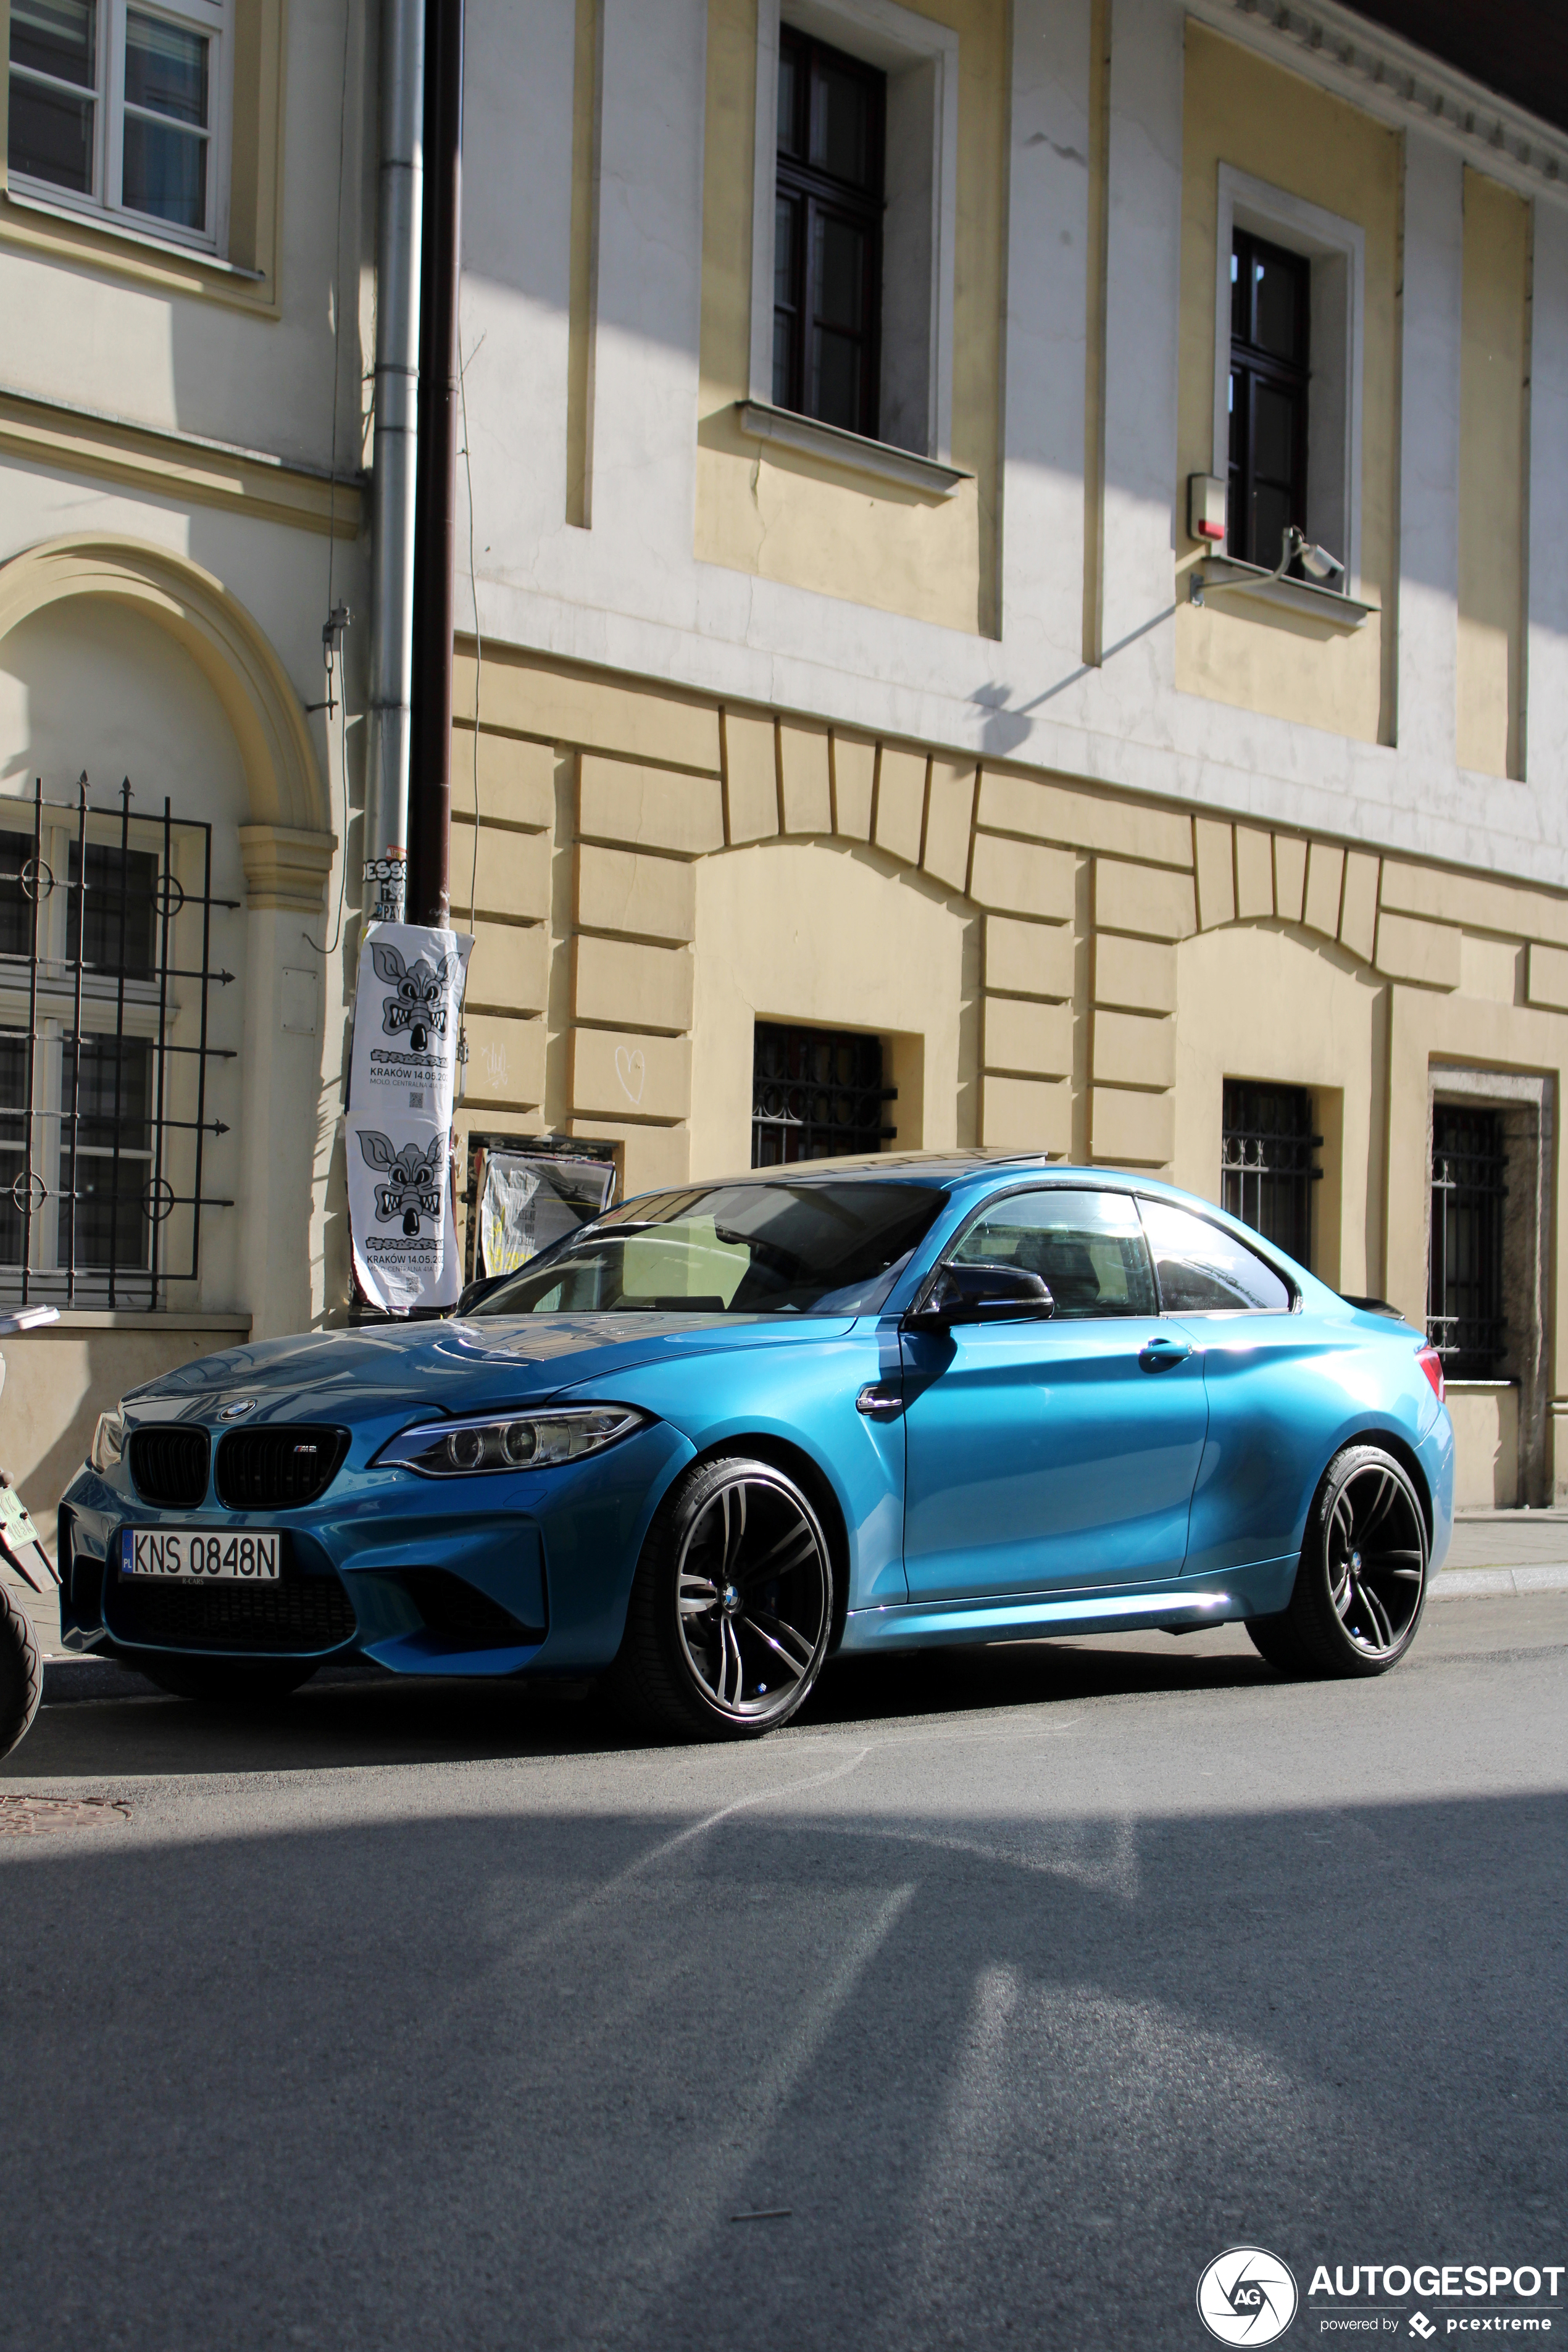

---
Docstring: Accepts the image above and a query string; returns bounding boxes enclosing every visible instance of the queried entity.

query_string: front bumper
[59,1417,694,1679]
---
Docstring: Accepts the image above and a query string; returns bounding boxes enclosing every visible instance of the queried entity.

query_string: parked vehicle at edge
[57,1156,1453,1739]
[0,1306,62,1759]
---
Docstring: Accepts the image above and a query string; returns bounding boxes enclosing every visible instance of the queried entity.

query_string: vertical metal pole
[65,778,86,1309]
[20,779,42,1307]
[148,798,174,1312]
[106,780,131,1309]
[363,0,427,927]
[190,820,215,1288]
[408,0,463,929]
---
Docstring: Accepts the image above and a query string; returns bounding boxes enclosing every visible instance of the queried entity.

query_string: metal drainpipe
[362,0,426,928]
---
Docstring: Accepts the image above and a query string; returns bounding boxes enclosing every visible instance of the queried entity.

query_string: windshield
[469,1180,948,1317]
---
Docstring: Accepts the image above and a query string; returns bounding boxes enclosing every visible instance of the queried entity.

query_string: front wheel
[136,1656,320,1704]
[0,1578,43,1759]
[609,1455,835,1740]
[1246,1443,1429,1679]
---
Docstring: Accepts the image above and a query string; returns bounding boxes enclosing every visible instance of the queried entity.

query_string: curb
[1430,1564,1568,1599]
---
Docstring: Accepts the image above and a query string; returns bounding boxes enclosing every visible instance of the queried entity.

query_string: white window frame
[749,0,959,466]
[1212,165,1366,596]
[6,0,233,256]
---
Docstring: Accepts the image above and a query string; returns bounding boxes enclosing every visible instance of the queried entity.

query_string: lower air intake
[108,1573,357,1656]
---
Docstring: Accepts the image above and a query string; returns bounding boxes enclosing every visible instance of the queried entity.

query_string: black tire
[136,1656,320,1704]
[1246,1442,1428,1679]
[609,1454,834,1740]
[0,1578,43,1760]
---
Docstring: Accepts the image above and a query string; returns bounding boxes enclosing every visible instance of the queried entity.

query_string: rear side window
[1138,1198,1292,1314]
[951,1188,1157,1318]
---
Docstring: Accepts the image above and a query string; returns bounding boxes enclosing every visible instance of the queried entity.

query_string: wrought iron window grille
[751,1023,895,1166]
[0,774,238,1309]
[1428,1104,1508,1378]
[1220,1080,1322,1267]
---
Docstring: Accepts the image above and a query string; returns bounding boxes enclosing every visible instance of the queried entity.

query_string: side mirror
[906,1261,1056,1330]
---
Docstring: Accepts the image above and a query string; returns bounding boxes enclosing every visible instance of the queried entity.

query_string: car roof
[640,1153,1190,1196]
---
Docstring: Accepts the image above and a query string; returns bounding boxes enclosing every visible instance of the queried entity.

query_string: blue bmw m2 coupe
[59,1154,1453,1738]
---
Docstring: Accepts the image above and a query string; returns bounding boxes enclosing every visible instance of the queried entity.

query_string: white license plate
[122,1528,281,1581]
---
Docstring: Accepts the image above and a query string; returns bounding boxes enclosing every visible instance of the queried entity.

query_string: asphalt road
[2,1598,1564,2352]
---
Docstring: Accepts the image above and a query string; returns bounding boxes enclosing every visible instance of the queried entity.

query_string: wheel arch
[688,1431,852,1656]
[1338,1425,1435,1549]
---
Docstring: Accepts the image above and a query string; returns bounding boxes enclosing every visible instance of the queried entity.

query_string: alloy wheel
[1322,1459,1427,1660]
[673,1469,830,1723]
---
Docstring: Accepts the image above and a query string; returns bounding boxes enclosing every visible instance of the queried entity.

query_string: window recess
[0,777,238,1309]
[751,1023,895,1166]
[1428,1104,1507,1379]
[747,0,960,475]
[1220,1080,1320,1270]
[1193,169,1369,621]
[7,0,231,251]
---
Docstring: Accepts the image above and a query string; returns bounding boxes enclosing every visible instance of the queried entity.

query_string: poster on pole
[345,921,473,1312]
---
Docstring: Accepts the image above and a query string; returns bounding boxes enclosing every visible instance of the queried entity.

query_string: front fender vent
[214,1427,351,1511]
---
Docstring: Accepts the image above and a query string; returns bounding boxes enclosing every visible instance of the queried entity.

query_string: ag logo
[1196,2247,1298,2345]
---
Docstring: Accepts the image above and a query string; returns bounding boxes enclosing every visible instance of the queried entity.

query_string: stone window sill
[1187,556,1377,628]
[735,401,970,499]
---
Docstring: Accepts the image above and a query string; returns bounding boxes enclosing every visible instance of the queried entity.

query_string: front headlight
[373,1404,649,1478]
[90,1407,126,1474]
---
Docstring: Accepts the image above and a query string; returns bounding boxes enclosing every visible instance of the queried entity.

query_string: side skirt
[840,1557,1299,1653]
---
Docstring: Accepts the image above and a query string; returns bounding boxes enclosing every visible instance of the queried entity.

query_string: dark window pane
[1252,248,1303,361]
[0,831,36,961]
[9,0,95,86]
[124,10,206,124]
[752,1024,892,1164]
[59,1037,153,1272]
[7,72,93,190]
[0,1035,28,1268]
[774,192,796,309]
[811,56,869,186]
[1428,1106,1506,1376]
[776,39,799,156]
[814,211,864,331]
[122,111,206,228]
[1252,380,1298,486]
[772,311,791,409]
[811,327,861,433]
[953,1188,1157,1319]
[1139,1198,1291,1314]
[66,842,158,979]
[1250,480,1292,571]
[1220,1081,1317,1267]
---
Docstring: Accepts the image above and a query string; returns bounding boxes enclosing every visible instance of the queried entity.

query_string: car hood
[122,1312,856,1428]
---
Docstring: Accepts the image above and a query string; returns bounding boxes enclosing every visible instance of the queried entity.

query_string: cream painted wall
[1173,920,1387,1294]
[693,0,1007,634]
[1173,23,1399,743]
[1457,168,1530,782]
[688,838,977,1178]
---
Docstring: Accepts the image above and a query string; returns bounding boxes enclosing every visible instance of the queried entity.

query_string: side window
[951,1188,1157,1319]
[1138,1199,1292,1314]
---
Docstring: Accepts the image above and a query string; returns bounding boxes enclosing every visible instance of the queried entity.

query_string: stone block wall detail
[451,644,1568,1219]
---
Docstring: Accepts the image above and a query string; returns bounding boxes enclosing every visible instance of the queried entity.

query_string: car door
[900,1186,1210,1602]
[1136,1196,1354,1577]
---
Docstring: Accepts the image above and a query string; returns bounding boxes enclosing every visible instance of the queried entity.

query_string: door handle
[1138,1336,1192,1373]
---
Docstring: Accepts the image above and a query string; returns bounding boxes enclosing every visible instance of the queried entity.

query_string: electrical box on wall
[1188,473,1228,546]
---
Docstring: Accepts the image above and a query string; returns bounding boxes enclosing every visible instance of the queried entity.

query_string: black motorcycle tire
[0,1577,43,1761]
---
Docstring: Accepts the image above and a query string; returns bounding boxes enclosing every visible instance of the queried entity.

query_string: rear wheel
[136,1656,320,1704]
[0,1579,43,1759]
[1246,1443,1428,1679]
[609,1455,834,1740]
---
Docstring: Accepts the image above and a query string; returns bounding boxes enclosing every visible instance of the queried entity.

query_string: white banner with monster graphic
[348,921,473,1128]
[346,922,473,1312]
[346,1112,461,1311]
